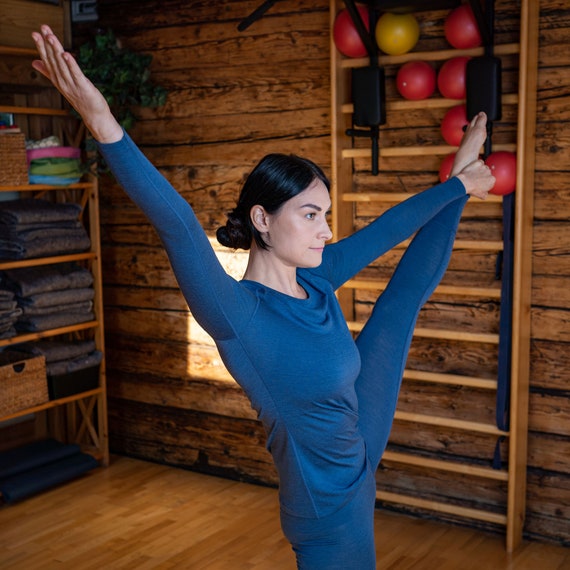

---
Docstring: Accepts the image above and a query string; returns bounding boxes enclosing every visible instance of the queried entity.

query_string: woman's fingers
[31,30,52,79]
[32,26,84,110]
[43,29,75,89]
[32,27,61,81]
[457,158,495,199]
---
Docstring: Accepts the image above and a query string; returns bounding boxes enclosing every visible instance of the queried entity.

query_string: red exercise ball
[445,4,483,49]
[333,6,370,58]
[485,151,517,195]
[437,56,470,99]
[439,152,456,183]
[396,61,436,100]
[441,104,468,146]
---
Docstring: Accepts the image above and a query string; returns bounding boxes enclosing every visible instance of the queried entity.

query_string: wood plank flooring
[0,455,568,569]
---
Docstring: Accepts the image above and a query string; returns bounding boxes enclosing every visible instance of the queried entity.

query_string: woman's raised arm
[31,25,255,341]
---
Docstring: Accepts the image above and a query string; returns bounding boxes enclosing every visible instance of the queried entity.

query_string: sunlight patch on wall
[184,237,249,383]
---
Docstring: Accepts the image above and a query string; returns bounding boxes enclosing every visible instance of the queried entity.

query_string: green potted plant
[77,28,167,130]
[75,29,168,172]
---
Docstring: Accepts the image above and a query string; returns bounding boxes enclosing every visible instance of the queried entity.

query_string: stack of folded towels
[0,263,95,333]
[0,287,21,339]
[9,338,102,378]
[26,136,82,186]
[0,198,91,260]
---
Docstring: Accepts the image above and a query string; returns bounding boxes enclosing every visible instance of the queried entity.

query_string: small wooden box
[0,133,29,186]
[0,354,48,417]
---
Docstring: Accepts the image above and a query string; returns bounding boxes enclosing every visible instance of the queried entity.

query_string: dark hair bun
[216,210,251,250]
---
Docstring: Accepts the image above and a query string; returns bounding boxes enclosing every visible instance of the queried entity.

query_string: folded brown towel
[1,264,93,297]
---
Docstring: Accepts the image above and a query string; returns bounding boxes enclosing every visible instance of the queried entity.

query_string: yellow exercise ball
[375,12,420,55]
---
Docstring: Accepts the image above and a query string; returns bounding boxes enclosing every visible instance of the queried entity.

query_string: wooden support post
[506,0,539,553]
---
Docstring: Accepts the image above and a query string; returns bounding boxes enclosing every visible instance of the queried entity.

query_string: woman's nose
[320,221,333,241]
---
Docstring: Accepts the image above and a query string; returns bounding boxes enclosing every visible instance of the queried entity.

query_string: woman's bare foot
[450,111,488,177]
[451,111,496,199]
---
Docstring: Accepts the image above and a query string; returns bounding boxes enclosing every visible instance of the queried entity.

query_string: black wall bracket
[343,1,385,175]
[466,0,502,156]
[237,0,281,31]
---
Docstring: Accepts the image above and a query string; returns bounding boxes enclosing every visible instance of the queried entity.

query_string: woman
[32,25,494,569]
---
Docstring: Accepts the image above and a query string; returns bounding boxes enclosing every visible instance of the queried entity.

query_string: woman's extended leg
[353,112,491,468]
[354,193,468,469]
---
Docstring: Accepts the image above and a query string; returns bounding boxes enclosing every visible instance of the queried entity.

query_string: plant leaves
[75,29,168,175]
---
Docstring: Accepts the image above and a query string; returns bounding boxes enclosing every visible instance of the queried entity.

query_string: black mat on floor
[0,439,99,503]
[0,438,81,479]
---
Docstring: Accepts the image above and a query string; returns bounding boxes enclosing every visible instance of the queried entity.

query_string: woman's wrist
[455,173,470,195]
[87,116,124,144]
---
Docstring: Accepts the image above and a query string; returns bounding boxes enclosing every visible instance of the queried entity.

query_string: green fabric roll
[29,158,82,177]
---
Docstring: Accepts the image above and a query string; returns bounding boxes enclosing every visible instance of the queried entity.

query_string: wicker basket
[0,132,29,186]
[0,354,48,417]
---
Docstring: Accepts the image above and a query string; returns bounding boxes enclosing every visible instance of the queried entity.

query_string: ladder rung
[402,369,497,390]
[393,411,508,436]
[342,192,503,204]
[342,93,519,115]
[342,143,516,159]
[453,240,504,251]
[341,237,503,252]
[375,490,508,526]
[414,327,500,344]
[343,279,502,299]
[382,450,509,481]
[348,321,499,344]
[344,146,456,158]
[341,42,520,69]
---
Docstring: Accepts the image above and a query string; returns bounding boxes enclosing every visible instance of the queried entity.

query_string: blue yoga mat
[0,438,81,480]
[0,452,99,503]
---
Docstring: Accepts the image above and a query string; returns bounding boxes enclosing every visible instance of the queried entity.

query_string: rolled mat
[0,452,99,503]
[0,438,81,480]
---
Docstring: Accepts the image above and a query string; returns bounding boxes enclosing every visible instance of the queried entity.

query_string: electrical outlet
[71,0,98,22]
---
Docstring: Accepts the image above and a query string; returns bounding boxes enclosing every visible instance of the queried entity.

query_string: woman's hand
[456,159,496,200]
[31,25,123,143]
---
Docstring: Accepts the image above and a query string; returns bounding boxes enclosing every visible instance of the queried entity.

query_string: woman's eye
[306,213,316,220]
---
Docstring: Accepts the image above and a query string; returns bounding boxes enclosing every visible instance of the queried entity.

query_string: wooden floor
[1,456,569,570]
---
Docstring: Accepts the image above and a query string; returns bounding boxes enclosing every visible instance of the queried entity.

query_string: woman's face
[260,179,333,268]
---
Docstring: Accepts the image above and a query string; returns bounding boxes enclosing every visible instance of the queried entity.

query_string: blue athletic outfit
[98,132,469,569]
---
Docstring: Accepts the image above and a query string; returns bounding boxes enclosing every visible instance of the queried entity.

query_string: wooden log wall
[70,0,570,546]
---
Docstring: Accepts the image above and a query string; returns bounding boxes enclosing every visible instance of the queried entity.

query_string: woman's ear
[250,205,270,233]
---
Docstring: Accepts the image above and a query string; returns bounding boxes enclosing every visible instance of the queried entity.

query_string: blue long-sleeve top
[98,132,467,519]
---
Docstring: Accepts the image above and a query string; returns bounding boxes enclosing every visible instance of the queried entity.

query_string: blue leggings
[282,195,469,569]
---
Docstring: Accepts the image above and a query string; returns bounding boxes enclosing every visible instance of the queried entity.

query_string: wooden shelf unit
[0,45,108,466]
[330,0,538,552]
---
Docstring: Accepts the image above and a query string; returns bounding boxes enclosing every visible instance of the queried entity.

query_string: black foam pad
[466,55,502,121]
[351,66,386,127]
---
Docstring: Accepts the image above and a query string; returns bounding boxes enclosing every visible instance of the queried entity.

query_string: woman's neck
[243,248,306,299]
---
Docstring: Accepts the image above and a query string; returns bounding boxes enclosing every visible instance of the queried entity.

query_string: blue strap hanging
[493,192,515,468]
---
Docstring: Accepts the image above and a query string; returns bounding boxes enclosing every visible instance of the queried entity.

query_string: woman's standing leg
[281,467,377,569]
